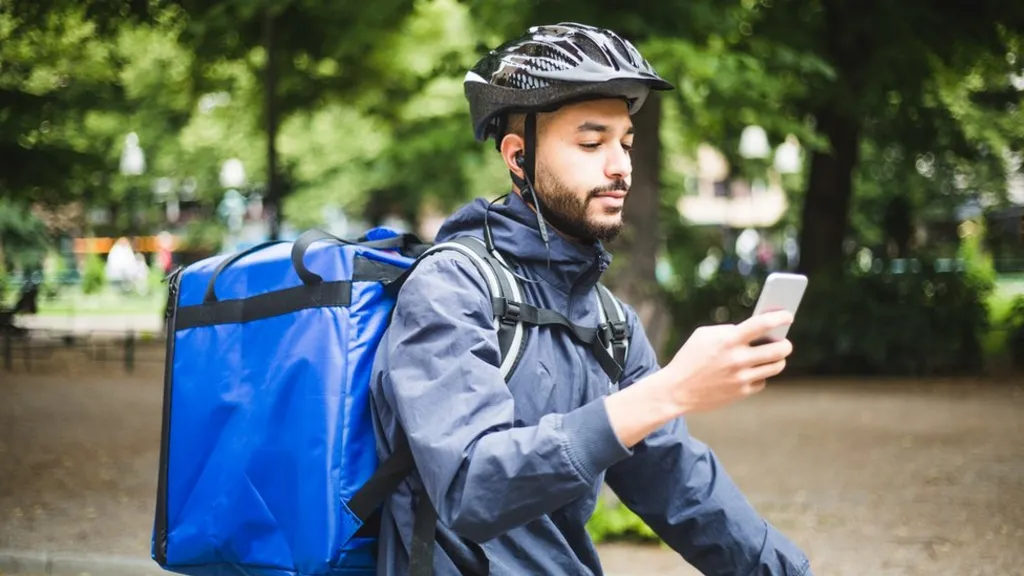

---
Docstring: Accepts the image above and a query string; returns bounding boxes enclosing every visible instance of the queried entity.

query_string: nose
[605,143,631,181]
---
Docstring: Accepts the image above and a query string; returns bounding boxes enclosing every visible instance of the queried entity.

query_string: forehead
[543,98,633,135]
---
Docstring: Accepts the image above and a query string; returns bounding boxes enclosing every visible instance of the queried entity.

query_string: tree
[746,0,1024,277]
[0,0,155,205]
[168,0,421,239]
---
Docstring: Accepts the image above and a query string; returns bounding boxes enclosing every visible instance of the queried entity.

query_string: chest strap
[491,296,631,385]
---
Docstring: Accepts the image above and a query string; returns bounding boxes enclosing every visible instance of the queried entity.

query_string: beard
[532,162,628,243]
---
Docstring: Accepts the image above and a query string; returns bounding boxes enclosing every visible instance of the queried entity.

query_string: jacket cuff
[559,398,632,484]
[761,521,815,575]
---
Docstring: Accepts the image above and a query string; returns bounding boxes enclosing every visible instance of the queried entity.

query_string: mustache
[587,180,630,198]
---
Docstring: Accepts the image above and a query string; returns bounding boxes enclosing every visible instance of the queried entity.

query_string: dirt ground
[1,343,1023,576]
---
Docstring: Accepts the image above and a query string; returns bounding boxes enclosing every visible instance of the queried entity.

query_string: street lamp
[219,158,246,189]
[120,132,146,176]
[1011,71,1024,91]
[119,132,146,242]
[738,125,771,159]
[773,135,803,175]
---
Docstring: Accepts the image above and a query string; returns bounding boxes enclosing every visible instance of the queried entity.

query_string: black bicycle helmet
[464,22,674,143]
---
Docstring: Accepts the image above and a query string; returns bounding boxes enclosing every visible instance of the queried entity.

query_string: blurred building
[675,143,789,230]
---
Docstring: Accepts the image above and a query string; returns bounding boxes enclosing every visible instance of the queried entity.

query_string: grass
[982,274,1024,360]
[2,284,166,317]
[990,276,1023,326]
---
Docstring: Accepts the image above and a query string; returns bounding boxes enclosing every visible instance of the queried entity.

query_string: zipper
[154,266,182,566]
[566,254,605,407]
[566,254,604,321]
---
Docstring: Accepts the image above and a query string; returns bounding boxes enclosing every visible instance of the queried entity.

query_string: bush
[0,260,8,305]
[40,251,69,300]
[787,267,991,375]
[1008,296,1024,369]
[586,494,658,544]
[667,258,994,376]
[81,253,106,295]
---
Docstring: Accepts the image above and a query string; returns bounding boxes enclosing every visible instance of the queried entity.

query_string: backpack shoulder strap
[411,236,528,383]
[371,236,529,576]
[595,283,631,379]
[394,241,630,385]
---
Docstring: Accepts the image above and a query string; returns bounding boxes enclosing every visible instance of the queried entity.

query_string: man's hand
[604,310,795,448]
[661,310,794,414]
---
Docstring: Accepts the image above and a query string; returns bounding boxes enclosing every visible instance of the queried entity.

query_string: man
[369,22,813,575]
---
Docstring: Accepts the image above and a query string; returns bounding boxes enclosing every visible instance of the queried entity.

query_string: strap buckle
[610,321,628,343]
[495,298,521,326]
[598,322,613,348]
[599,321,628,348]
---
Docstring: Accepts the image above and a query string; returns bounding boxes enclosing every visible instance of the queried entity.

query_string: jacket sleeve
[604,305,813,576]
[380,252,632,542]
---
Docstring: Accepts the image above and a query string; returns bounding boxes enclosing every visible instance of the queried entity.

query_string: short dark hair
[505,113,526,139]
[501,112,550,143]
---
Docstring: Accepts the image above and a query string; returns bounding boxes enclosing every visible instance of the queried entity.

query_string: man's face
[532,99,634,243]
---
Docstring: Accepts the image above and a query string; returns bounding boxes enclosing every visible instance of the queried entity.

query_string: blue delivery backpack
[152,227,630,576]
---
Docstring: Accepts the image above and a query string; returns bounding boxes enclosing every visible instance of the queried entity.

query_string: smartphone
[750,272,808,344]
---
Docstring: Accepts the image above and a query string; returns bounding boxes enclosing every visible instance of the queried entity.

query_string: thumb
[735,310,794,344]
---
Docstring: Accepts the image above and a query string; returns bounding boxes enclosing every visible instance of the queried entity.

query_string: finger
[734,310,794,344]
[742,379,766,395]
[743,338,793,366]
[740,359,787,383]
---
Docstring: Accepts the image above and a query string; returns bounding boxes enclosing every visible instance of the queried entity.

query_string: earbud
[515,153,525,168]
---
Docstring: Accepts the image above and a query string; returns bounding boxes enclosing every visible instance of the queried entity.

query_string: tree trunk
[606,91,671,360]
[796,108,860,278]
[797,0,871,278]
[264,7,281,241]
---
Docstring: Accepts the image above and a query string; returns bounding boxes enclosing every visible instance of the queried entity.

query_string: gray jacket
[369,192,812,575]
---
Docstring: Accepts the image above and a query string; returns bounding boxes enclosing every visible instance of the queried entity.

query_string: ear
[499,133,526,179]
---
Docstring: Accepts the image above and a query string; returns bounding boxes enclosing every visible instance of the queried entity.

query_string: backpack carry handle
[203,240,288,304]
[292,229,428,285]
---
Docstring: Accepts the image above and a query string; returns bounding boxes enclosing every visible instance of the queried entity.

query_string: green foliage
[81,252,106,295]
[586,495,658,544]
[0,258,8,303]
[959,220,999,287]
[1008,296,1024,369]
[668,256,995,377]
[0,4,114,202]
[0,2,180,205]
[0,0,1022,379]
[177,218,225,255]
[39,250,69,300]
[0,200,50,271]
[787,267,992,376]
[643,34,830,178]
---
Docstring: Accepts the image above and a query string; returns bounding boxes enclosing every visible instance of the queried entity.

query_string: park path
[1,348,1022,575]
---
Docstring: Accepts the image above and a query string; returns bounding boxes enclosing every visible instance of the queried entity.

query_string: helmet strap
[508,113,552,263]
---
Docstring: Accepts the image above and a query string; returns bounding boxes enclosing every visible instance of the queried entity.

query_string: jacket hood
[434,192,613,293]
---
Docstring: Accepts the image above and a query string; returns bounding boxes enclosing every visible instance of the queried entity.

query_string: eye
[580,142,600,150]
[622,143,634,154]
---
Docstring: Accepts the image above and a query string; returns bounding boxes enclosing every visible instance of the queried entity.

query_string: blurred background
[1,1,1023,575]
